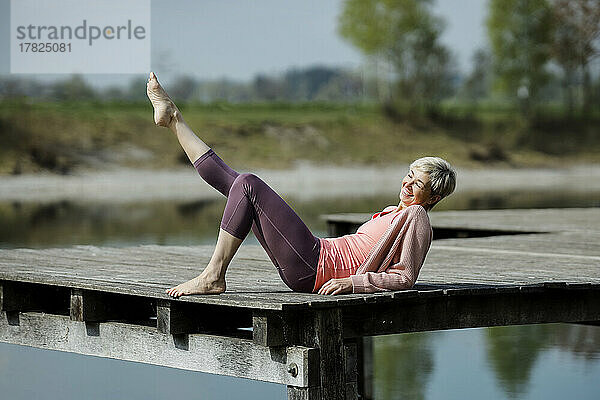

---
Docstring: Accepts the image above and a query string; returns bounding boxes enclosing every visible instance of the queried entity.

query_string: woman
[146,72,456,297]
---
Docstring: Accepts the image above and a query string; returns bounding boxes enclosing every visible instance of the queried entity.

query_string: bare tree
[487,0,554,116]
[338,0,456,111]
[551,0,600,114]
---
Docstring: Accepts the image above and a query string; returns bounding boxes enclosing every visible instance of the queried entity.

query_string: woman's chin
[401,197,415,206]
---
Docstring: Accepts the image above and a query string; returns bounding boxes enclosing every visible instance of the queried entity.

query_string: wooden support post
[69,289,154,323]
[156,300,198,335]
[344,342,358,400]
[253,310,286,347]
[157,300,252,336]
[252,310,297,347]
[356,337,374,400]
[287,308,353,400]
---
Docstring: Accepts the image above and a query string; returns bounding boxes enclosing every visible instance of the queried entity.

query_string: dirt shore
[1,163,599,203]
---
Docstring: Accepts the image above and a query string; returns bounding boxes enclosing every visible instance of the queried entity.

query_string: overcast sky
[0,0,488,87]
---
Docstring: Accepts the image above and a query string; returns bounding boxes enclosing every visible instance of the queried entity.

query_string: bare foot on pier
[166,273,226,297]
[146,71,180,128]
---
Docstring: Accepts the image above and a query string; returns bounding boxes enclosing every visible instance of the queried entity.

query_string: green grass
[0,100,598,175]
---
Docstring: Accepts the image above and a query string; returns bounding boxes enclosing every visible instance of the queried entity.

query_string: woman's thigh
[225,173,319,292]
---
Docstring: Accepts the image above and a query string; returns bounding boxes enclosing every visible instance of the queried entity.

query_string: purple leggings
[193,149,319,293]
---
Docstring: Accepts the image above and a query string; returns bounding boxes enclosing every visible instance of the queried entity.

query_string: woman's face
[399,168,440,209]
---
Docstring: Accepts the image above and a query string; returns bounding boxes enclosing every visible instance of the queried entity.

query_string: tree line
[0,66,381,103]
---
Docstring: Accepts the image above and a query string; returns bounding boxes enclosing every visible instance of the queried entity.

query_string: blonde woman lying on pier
[146,72,456,297]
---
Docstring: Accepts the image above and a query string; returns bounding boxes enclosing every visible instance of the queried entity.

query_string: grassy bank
[0,100,598,175]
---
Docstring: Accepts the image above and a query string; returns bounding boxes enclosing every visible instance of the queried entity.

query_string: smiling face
[399,168,441,210]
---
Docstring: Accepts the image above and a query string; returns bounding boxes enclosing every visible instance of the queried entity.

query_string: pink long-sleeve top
[313,204,433,293]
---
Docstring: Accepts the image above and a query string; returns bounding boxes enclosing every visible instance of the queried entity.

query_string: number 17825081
[19,42,72,52]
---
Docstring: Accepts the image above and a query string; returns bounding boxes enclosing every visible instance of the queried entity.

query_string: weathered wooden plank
[0,245,310,310]
[323,208,600,237]
[345,381,358,399]
[433,232,600,257]
[0,311,317,387]
[1,232,599,313]
[343,342,359,400]
[429,208,599,233]
[420,246,600,286]
[1,224,599,313]
[287,387,321,400]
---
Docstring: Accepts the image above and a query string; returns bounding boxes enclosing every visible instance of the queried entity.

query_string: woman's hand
[317,277,353,295]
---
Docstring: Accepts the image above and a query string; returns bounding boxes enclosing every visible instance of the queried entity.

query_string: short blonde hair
[410,157,457,200]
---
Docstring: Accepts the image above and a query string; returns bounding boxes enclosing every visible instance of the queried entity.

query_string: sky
[0,0,488,87]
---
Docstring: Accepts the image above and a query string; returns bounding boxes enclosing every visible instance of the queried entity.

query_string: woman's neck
[397,203,430,212]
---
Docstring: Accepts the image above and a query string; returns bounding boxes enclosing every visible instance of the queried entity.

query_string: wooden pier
[1,208,599,400]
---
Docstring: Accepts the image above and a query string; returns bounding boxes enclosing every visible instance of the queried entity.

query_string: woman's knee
[231,173,263,192]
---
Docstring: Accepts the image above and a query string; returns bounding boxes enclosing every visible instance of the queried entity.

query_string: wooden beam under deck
[0,311,318,388]
[343,283,600,338]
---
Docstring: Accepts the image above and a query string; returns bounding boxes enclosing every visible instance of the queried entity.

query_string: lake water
[0,190,599,399]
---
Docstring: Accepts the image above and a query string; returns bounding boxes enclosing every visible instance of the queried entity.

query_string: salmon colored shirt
[313,205,432,293]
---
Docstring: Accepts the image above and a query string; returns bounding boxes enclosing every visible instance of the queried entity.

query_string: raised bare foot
[146,71,180,128]
[165,273,226,297]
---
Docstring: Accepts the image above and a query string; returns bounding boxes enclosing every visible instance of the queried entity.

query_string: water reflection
[0,199,228,248]
[485,324,600,398]
[374,332,434,400]
[550,324,600,361]
[1,190,599,249]
[485,325,553,397]
[373,324,600,400]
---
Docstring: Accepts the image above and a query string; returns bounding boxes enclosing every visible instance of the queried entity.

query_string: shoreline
[1,163,599,204]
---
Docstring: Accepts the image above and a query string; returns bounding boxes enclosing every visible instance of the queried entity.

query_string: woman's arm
[351,206,432,293]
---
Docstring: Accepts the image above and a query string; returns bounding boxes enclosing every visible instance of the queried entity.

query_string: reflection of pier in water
[1,208,599,399]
